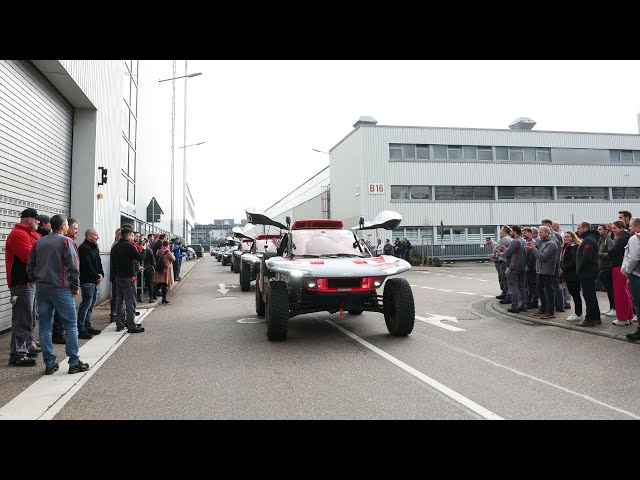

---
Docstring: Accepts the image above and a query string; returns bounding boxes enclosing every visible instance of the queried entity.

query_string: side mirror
[359,217,365,229]
[286,216,291,229]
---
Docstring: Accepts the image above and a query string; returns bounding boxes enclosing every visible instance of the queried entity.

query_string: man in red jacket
[5,208,41,367]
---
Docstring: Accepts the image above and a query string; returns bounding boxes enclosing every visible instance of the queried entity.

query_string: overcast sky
[179,60,640,224]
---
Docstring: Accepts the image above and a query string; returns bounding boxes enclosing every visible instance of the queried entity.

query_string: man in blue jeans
[77,228,104,339]
[27,215,89,375]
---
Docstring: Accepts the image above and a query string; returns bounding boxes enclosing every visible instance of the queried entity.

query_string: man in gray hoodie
[26,215,89,376]
[501,226,527,313]
[526,225,558,319]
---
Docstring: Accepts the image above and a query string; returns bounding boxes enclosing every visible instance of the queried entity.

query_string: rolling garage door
[0,60,73,332]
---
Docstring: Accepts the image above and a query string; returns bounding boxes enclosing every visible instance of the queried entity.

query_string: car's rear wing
[232,223,257,241]
[351,211,402,231]
[245,210,289,231]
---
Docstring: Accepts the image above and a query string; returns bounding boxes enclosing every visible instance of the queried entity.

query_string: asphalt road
[6,256,640,420]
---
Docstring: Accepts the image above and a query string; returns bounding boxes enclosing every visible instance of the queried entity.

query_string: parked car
[248,210,415,341]
[189,244,204,258]
[185,247,196,260]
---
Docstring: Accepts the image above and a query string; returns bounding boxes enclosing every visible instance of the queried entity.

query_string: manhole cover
[215,296,237,300]
[237,318,265,324]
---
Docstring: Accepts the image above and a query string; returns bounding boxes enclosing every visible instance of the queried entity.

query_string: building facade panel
[329,129,362,222]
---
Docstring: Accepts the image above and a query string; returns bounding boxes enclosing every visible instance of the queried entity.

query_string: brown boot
[576,319,596,327]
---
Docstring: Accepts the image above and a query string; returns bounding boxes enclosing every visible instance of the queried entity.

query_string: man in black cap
[5,208,41,367]
[36,214,51,237]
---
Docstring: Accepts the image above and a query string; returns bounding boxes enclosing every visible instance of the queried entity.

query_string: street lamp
[158,61,202,237]
[179,141,205,243]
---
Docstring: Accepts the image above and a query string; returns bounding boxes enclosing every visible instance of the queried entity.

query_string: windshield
[291,230,370,257]
[255,240,279,254]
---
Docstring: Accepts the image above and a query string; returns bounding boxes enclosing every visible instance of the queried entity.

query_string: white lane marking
[323,319,501,419]
[0,309,153,420]
[460,277,473,280]
[416,314,466,332]
[421,286,435,289]
[434,273,444,276]
[437,289,453,292]
[426,336,640,420]
[410,284,419,287]
[457,292,476,295]
[483,295,495,298]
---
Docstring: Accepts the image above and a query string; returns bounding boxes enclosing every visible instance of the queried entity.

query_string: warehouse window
[498,186,553,200]
[389,143,430,161]
[432,145,490,161]
[612,187,640,199]
[610,149,637,164]
[536,148,551,162]
[478,146,493,160]
[121,60,139,205]
[390,185,410,200]
[556,187,609,200]
[390,185,430,201]
[434,186,494,200]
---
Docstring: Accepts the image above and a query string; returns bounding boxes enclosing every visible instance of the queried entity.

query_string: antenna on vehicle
[286,216,291,229]
[359,216,365,229]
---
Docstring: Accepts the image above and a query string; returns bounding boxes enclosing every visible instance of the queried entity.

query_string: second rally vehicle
[247,210,415,341]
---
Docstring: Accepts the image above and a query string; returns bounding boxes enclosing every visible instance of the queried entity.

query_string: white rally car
[232,224,281,292]
[247,210,415,341]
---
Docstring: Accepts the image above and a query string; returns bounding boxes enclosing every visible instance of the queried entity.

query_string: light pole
[159,62,202,238]
[179,141,205,243]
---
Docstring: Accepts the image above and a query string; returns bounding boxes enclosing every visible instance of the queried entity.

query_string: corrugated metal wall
[0,60,74,331]
[330,128,362,222]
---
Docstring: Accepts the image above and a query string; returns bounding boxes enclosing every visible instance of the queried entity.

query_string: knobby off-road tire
[383,277,415,336]
[255,252,277,318]
[233,255,241,273]
[240,261,251,291]
[266,280,289,341]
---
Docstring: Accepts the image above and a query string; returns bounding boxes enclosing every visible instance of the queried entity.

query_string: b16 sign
[368,183,384,195]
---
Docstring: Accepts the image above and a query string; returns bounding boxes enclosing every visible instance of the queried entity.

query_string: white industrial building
[0,60,196,332]
[265,116,640,259]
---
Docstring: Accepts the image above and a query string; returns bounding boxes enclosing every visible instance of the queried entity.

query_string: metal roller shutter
[0,60,73,331]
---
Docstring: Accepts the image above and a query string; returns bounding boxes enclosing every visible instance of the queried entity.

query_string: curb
[486,300,638,344]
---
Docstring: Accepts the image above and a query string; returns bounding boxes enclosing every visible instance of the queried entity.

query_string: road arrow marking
[416,313,466,332]
[217,283,230,294]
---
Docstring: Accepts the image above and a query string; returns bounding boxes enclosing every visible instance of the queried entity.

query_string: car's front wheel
[383,278,415,336]
[266,280,289,341]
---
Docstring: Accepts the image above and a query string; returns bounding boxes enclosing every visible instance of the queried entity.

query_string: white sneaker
[612,319,632,326]
[566,314,582,321]
[605,309,617,317]
[633,315,638,322]
[602,308,612,315]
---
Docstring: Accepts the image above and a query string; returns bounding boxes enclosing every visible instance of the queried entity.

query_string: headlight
[305,278,317,289]
[373,278,383,287]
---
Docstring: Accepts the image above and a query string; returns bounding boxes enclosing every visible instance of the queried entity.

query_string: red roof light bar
[292,219,344,230]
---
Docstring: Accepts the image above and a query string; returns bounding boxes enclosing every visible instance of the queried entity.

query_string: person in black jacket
[111,227,145,333]
[561,231,582,321]
[575,222,602,327]
[77,228,105,338]
[142,238,156,303]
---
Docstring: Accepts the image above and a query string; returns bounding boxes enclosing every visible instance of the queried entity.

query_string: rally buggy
[232,224,281,292]
[247,210,415,341]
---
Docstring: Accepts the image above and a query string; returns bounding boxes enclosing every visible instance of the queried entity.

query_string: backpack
[155,250,167,272]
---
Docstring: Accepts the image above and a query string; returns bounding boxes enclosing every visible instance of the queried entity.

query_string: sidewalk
[488,295,640,344]
[0,256,204,410]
